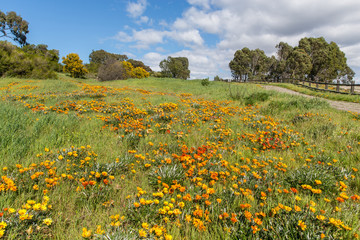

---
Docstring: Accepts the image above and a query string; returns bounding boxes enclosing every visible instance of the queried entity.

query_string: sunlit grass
[0,75,359,239]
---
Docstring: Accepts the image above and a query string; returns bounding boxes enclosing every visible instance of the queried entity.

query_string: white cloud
[112,28,204,49]
[118,0,360,79]
[126,0,147,18]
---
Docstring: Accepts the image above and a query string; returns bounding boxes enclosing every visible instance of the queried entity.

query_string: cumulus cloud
[113,28,204,49]
[126,0,147,18]
[119,0,360,79]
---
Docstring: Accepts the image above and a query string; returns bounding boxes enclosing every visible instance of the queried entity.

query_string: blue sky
[2,0,360,81]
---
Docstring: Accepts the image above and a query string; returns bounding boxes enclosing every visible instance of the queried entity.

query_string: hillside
[0,76,359,239]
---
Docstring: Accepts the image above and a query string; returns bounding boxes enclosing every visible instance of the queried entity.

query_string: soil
[261,85,360,114]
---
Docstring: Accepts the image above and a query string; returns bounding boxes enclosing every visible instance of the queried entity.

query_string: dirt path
[262,85,360,113]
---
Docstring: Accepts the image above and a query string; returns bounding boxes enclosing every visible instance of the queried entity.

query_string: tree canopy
[160,56,190,80]
[0,11,29,46]
[89,49,128,65]
[0,41,59,79]
[229,37,355,83]
[62,53,88,78]
[229,48,270,81]
[127,59,152,73]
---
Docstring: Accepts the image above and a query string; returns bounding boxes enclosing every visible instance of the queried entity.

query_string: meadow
[0,75,360,239]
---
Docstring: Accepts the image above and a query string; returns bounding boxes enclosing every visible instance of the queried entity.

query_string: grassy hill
[0,75,359,239]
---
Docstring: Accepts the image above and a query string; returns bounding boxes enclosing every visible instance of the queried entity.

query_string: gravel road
[261,85,360,113]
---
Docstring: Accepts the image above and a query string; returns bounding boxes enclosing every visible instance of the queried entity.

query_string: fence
[222,78,360,95]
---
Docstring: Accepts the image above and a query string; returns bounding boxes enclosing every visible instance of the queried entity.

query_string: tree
[298,37,354,82]
[0,11,29,46]
[88,49,127,73]
[22,44,60,72]
[127,59,152,73]
[62,53,88,78]
[286,48,312,79]
[229,48,251,81]
[274,42,293,79]
[0,40,58,79]
[229,48,270,81]
[159,56,190,79]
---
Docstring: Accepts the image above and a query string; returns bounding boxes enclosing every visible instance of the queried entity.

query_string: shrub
[0,41,58,79]
[133,66,149,79]
[62,53,88,78]
[97,61,149,81]
[201,78,210,86]
[244,92,270,105]
[97,60,127,81]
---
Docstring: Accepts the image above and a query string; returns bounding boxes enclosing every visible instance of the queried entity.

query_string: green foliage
[97,60,149,81]
[201,78,210,86]
[244,92,270,105]
[266,97,329,113]
[213,75,222,81]
[298,37,354,82]
[160,56,190,80]
[88,49,128,73]
[229,37,354,82]
[286,48,312,79]
[0,41,58,79]
[286,162,350,194]
[0,11,29,45]
[229,47,270,81]
[62,53,88,78]
[127,59,152,73]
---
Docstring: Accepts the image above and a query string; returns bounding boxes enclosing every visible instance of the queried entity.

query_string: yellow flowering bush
[62,53,88,78]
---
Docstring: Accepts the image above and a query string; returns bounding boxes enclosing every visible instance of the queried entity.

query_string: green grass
[272,83,360,103]
[0,75,359,239]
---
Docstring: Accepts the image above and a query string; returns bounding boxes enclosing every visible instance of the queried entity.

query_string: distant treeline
[229,37,355,83]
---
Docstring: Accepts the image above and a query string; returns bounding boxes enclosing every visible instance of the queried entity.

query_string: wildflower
[165,234,173,240]
[294,205,301,212]
[139,229,147,238]
[298,220,307,231]
[43,218,53,226]
[95,225,105,235]
[18,209,27,215]
[0,221,7,229]
[82,228,91,238]
[142,222,149,229]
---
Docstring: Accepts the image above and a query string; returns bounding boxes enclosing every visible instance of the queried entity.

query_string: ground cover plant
[0,76,359,239]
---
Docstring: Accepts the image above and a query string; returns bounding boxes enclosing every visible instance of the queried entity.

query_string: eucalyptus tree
[0,11,29,46]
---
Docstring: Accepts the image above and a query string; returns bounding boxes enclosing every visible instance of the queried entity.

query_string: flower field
[0,76,359,239]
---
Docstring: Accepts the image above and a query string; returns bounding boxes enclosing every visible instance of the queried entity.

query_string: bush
[133,67,150,79]
[201,78,210,86]
[62,53,88,78]
[97,61,149,81]
[98,60,127,81]
[0,41,58,79]
[244,92,270,105]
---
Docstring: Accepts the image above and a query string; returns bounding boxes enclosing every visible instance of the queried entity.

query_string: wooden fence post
[351,81,355,94]
[336,80,340,93]
[316,82,319,89]
[325,83,328,90]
